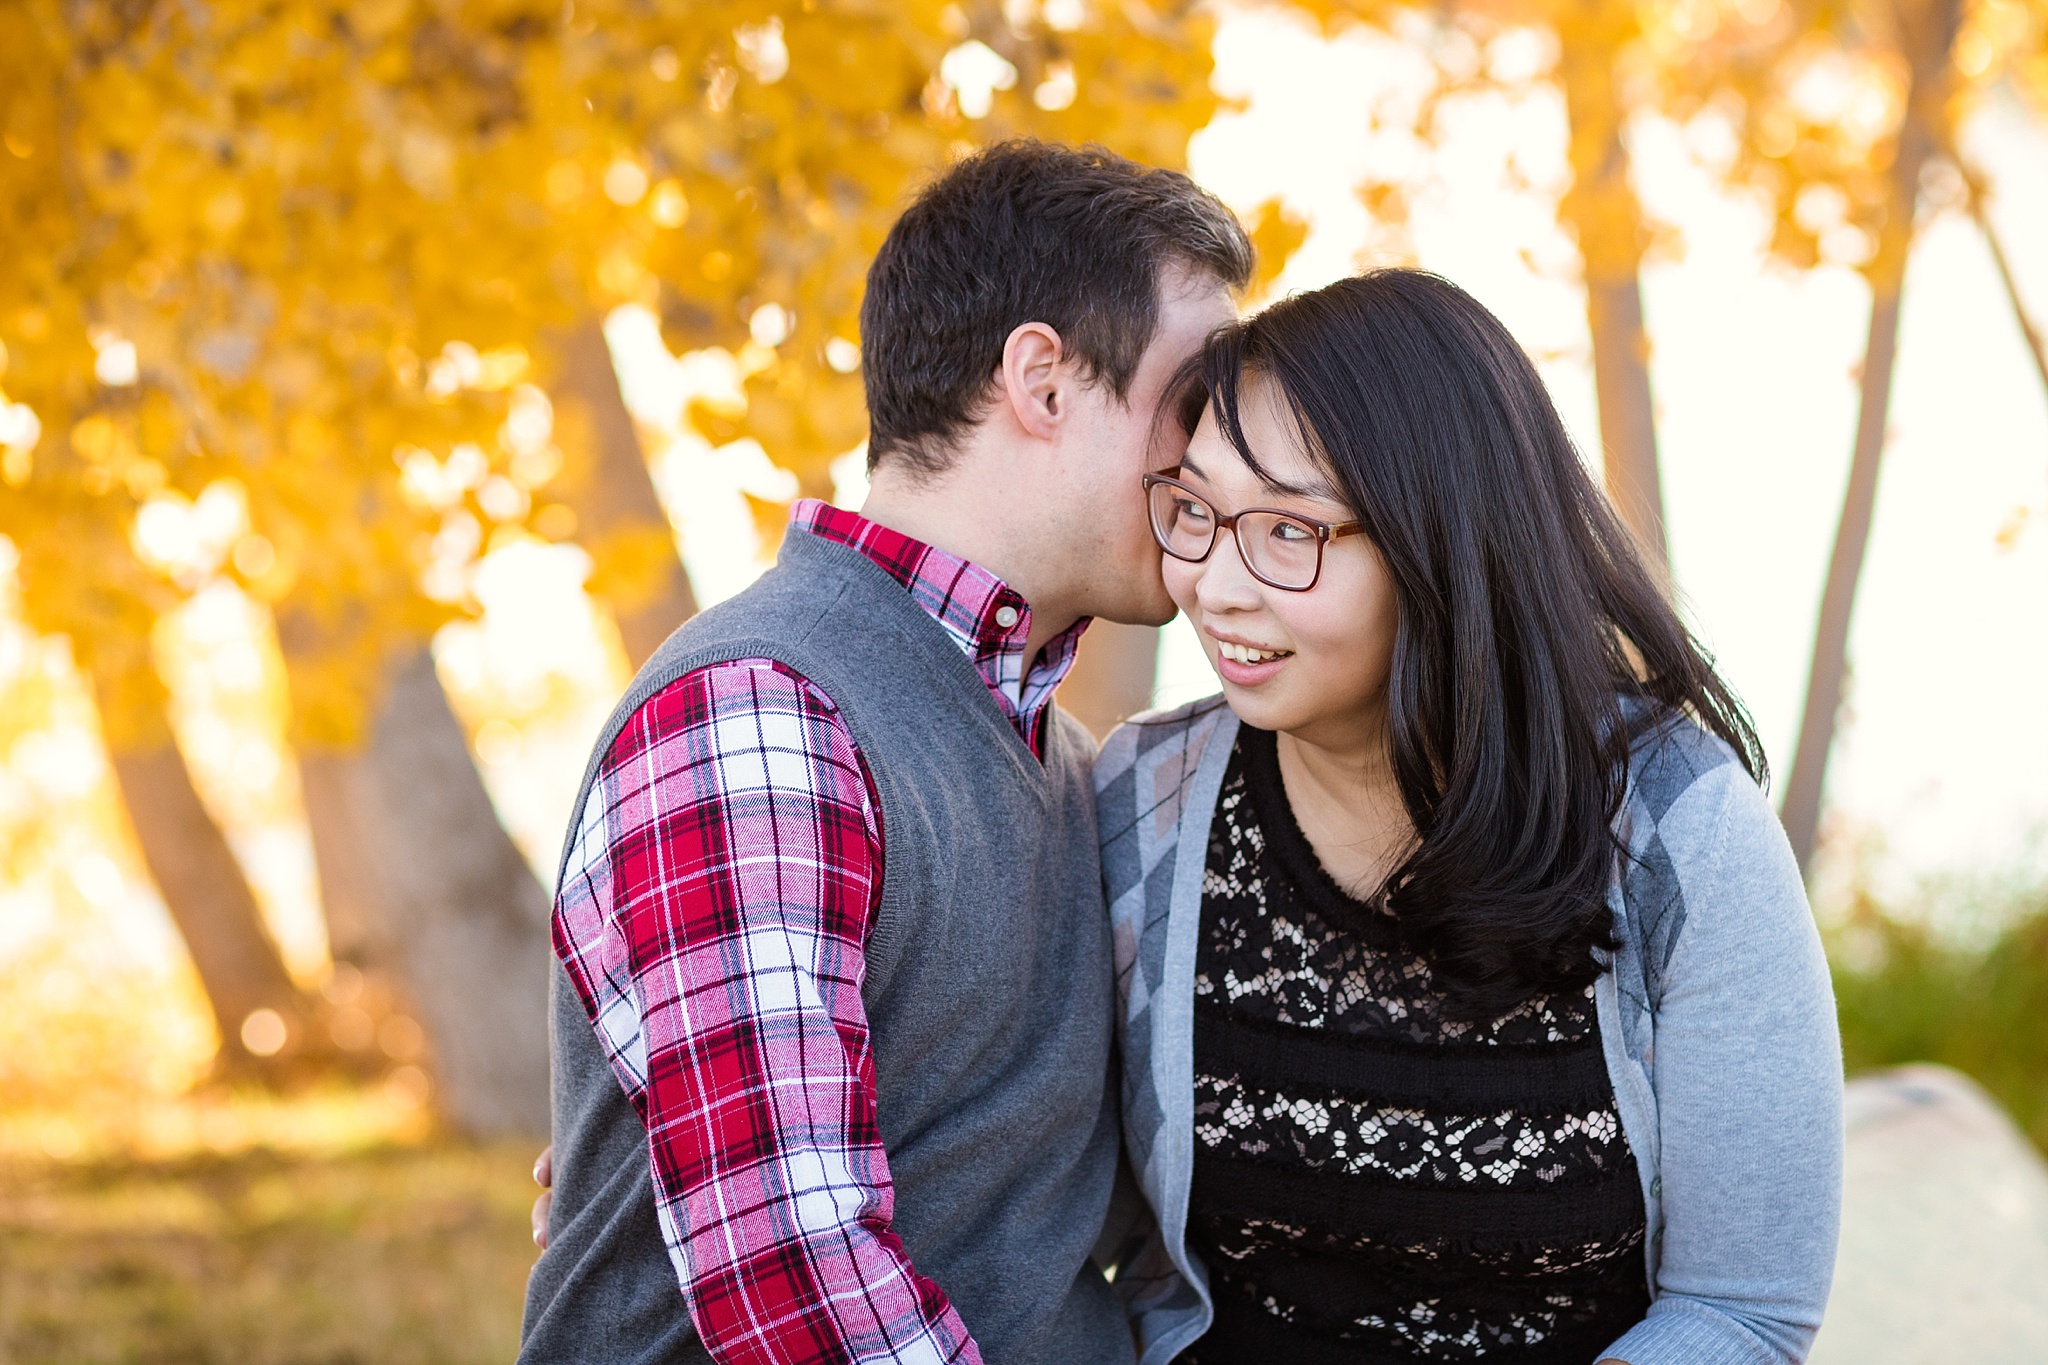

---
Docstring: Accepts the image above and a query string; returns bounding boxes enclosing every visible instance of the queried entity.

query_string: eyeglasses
[1143,472,1366,593]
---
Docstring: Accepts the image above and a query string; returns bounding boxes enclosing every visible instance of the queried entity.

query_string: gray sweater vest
[520,530,1131,1365]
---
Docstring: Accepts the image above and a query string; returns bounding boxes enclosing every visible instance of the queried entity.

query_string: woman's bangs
[1200,333,1294,492]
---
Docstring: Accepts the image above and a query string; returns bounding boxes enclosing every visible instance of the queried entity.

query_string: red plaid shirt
[552,499,1088,1365]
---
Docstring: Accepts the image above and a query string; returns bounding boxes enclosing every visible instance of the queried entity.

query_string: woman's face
[1162,376,1399,755]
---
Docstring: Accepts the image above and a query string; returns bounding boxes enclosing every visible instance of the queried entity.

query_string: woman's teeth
[1217,641,1291,665]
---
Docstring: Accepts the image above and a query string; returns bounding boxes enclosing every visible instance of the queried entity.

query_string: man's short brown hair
[860,141,1254,475]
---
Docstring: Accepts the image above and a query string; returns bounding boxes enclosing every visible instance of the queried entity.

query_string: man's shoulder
[636,559,841,674]
[632,536,951,710]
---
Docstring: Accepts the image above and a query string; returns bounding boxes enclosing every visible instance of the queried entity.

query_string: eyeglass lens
[1148,480,1324,591]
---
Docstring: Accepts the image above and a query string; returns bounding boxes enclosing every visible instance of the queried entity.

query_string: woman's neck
[1273,714,1414,900]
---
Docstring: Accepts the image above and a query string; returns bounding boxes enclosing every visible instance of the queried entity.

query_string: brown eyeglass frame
[1141,472,1366,593]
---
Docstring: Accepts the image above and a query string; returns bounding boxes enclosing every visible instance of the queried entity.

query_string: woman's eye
[1270,518,1314,542]
[1174,498,1213,525]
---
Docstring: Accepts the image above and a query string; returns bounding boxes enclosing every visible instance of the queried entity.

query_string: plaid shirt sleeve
[552,658,983,1365]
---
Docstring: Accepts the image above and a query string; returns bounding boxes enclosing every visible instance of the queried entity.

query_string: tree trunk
[296,749,401,976]
[1057,621,1160,741]
[355,646,552,1138]
[88,651,309,1071]
[1780,0,1963,875]
[273,600,420,1041]
[275,601,532,1093]
[1585,274,1667,567]
[548,316,700,670]
[1779,286,1904,874]
[290,743,426,1068]
[1557,20,1668,569]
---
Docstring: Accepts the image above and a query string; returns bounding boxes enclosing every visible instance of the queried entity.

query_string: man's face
[1058,266,1238,626]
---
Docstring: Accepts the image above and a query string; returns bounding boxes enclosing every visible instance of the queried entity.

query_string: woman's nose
[1194,529,1264,610]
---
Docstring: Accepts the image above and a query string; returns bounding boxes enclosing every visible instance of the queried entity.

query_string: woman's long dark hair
[1189,269,1763,1020]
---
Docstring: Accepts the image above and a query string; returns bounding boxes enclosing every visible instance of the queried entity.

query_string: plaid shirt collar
[788,498,1086,750]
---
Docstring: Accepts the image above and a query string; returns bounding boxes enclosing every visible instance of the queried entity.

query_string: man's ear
[999,321,1067,440]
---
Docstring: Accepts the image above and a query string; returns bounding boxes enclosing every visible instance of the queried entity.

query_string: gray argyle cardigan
[1096,697,1843,1365]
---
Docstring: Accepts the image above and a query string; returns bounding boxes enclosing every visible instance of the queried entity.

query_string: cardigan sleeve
[1599,762,1844,1365]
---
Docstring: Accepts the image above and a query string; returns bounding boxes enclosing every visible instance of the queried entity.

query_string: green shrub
[1829,889,2048,1153]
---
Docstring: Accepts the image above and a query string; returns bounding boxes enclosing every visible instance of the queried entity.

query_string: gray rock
[1809,1064,2048,1364]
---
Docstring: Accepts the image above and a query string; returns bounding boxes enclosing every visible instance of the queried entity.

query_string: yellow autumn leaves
[0,0,1231,742]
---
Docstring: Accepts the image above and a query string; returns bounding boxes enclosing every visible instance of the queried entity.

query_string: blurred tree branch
[1955,156,2048,403]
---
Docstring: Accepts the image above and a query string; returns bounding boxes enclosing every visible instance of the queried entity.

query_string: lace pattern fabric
[1182,728,1649,1364]
[1194,770,1592,1047]
[1192,1072,1627,1186]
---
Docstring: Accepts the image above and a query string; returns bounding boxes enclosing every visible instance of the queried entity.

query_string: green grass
[1830,890,2048,1153]
[0,1140,537,1365]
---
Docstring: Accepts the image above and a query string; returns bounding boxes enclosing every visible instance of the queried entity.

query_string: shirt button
[994,605,1020,629]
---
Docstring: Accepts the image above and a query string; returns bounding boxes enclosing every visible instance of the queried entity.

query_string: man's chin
[1089,591,1180,629]
[1074,554,1175,627]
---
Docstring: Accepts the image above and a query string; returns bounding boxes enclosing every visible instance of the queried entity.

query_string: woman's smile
[1208,630,1293,681]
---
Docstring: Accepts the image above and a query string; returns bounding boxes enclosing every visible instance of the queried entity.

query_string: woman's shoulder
[1095,693,1235,785]
[1618,695,1754,826]
[1094,697,1239,885]
[1615,699,1805,973]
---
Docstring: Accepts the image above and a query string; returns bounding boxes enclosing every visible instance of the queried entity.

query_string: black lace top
[1182,727,1649,1365]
